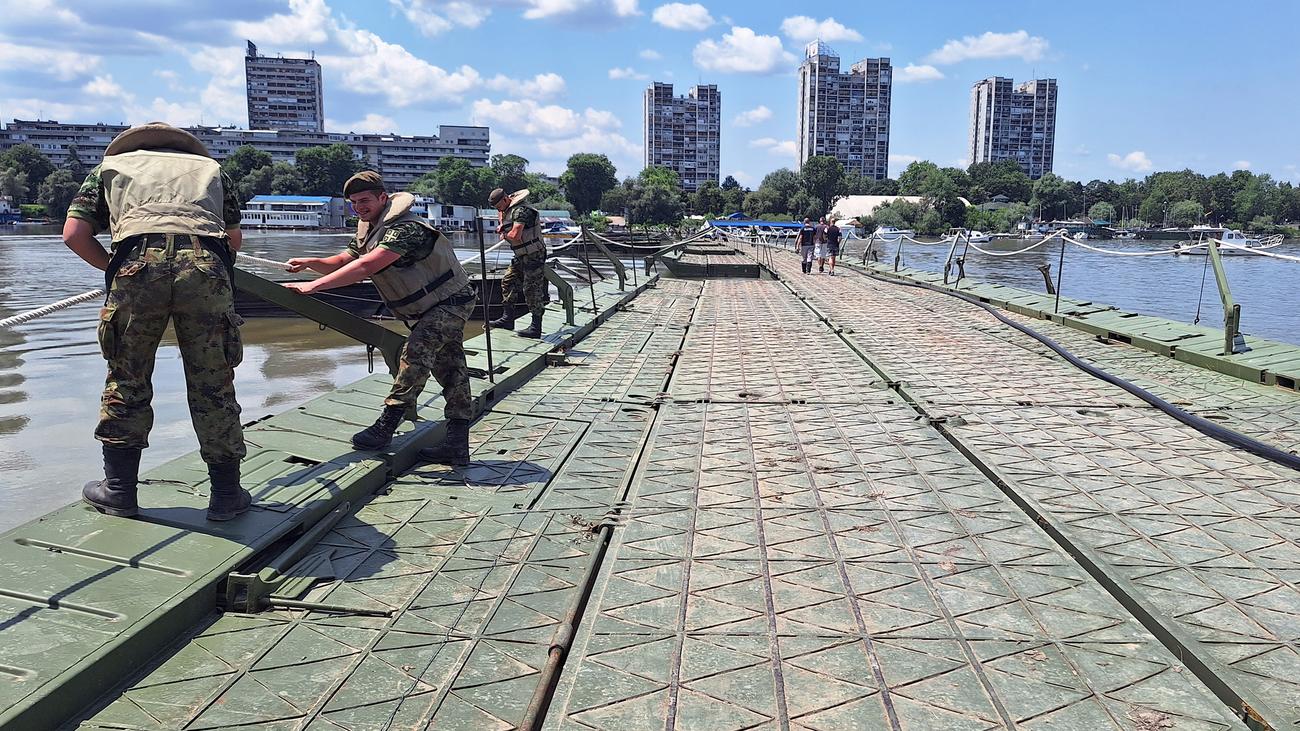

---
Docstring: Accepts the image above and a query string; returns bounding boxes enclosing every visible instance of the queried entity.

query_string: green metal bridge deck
[1,244,1298,730]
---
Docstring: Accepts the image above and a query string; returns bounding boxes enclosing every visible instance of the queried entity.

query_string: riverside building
[0,120,490,189]
[244,41,325,133]
[643,82,721,192]
[796,41,892,179]
[968,77,1058,179]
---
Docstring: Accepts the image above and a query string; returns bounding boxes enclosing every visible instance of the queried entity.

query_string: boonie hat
[488,188,530,207]
[104,122,210,157]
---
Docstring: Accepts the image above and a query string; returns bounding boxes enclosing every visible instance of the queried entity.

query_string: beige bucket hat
[105,122,210,157]
[487,188,530,207]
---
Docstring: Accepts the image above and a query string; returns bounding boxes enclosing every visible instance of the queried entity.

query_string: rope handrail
[0,288,105,330]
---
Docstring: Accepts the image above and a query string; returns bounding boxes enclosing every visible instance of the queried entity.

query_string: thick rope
[0,289,105,330]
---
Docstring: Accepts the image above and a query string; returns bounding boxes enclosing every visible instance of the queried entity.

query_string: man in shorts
[825,218,842,275]
[797,217,816,274]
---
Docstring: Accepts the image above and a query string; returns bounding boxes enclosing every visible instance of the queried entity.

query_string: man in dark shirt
[825,219,842,275]
[815,216,830,272]
[797,218,816,274]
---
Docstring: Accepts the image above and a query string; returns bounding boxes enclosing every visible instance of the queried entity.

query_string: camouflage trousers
[96,234,246,464]
[385,284,476,420]
[500,249,548,316]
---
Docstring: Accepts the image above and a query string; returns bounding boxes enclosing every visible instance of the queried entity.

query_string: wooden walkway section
[3,244,1299,730]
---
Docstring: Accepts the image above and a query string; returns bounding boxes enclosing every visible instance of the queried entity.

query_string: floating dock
[2,242,1299,730]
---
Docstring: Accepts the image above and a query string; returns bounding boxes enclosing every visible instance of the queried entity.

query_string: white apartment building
[643,82,721,192]
[969,77,1058,179]
[241,195,346,229]
[797,41,892,179]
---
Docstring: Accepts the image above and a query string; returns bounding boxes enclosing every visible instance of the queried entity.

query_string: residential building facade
[245,41,325,132]
[969,77,1058,179]
[0,120,491,189]
[797,41,892,179]
[643,82,721,192]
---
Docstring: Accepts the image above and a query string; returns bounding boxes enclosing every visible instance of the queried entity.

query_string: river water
[1,229,1297,532]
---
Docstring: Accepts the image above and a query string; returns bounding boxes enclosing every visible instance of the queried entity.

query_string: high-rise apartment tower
[969,77,1057,179]
[245,41,325,133]
[643,82,721,192]
[796,41,891,179]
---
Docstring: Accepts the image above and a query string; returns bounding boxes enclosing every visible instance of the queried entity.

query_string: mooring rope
[0,289,105,330]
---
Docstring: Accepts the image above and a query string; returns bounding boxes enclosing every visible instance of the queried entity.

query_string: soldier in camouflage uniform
[286,171,476,463]
[487,188,548,338]
[62,122,252,521]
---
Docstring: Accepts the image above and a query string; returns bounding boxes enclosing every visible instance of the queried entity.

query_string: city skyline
[1,0,1296,186]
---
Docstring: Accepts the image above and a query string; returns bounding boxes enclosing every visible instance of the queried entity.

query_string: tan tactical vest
[358,192,471,318]
[506,203,545,256]
[99,149,228,243]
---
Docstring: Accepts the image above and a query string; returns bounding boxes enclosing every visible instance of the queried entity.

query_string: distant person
[798,217,817,274]
[487,187,548,338]
[815,216,830,273]
[62,122,250,521]
[825,218,842,275]
[285,171,476,464]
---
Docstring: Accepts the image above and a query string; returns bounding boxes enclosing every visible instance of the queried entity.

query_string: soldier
[62,122,251,521]
[486,187,547,338]
[285,172,476,464]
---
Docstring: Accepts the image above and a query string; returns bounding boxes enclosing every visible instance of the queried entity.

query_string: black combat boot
[419,419,470,465]
[351,404,407,450]
[207,460,252,522]
[489,304,518,329]
[516,311,544,339]
[82,445,142,517]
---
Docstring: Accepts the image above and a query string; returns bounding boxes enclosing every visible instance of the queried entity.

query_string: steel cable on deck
[853,264,1300,473]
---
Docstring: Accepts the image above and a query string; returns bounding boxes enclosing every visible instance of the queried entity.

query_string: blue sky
[2,0,1298,187]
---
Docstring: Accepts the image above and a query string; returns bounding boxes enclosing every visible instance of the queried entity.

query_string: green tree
[238,164,275,202]
[720,186,745,215]
[800,155,844,214]
[524,172,560,205]
[560,153,618,215]
[599,180,633,215]
[220,145,275,203]
[0,167,29,202]
[37,168,80,220]
[967,160,1031,202]
[1031,173,1073,220]
[939,167,971,199]
[1087,202,1116,222]
[0,144,55,202]
[429,157,495,206]
[294,143,363,196]
[691,180,726,216]
[721,175,741,191]
[490,154,529,192]
[1167,199,1204,227]
[897,161,941,195]
[867,178,899,196]
[1232,173,1281,225]
[628,166,683,225]
[536,196,574,215]
[65,143,86,178]
[1138,169,1208,223]
[269,162,304,196]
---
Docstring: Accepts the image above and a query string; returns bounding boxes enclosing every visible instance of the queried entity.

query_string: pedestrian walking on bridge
[487,188,548,338]
[63,122,251,521]
[798,217,816,274]
[825,218,842,275]
[285,172,476,464]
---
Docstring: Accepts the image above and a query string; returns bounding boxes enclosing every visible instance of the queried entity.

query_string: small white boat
[1113,229,1137,240]
[941,228,992,244]
[872,226,915,242]
[1174,229,1285,256]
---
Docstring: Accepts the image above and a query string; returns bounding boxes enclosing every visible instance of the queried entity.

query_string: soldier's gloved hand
[285,258,313,273]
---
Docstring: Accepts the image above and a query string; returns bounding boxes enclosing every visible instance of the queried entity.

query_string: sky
[2,0,1298,187]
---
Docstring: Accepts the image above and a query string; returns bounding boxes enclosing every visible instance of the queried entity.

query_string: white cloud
[0,40,100,81]
[1234,160,1251,170]
[925,30,1049,64]
[472,98,621,139]
[639,49,662,60]
[486,72,567,98]
[889,153,921,167]
[187,46,247,125]
[392,0,493,36]
[232,0,333,45]
[123,96,206,127]
[750,137,797,158]
[733,105,771,127]
[1107,151,1154,172]
[83,75,126,98]
[328,113,398,133]
[327,30,481,107]
[608,67,649,80]
[652,3,714,30]
[0,98,99,122]
[779,16,861,43]
[728,170,753,187]
[612,0,640,17]
[694,27,794,74]
[895,64,944,83]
